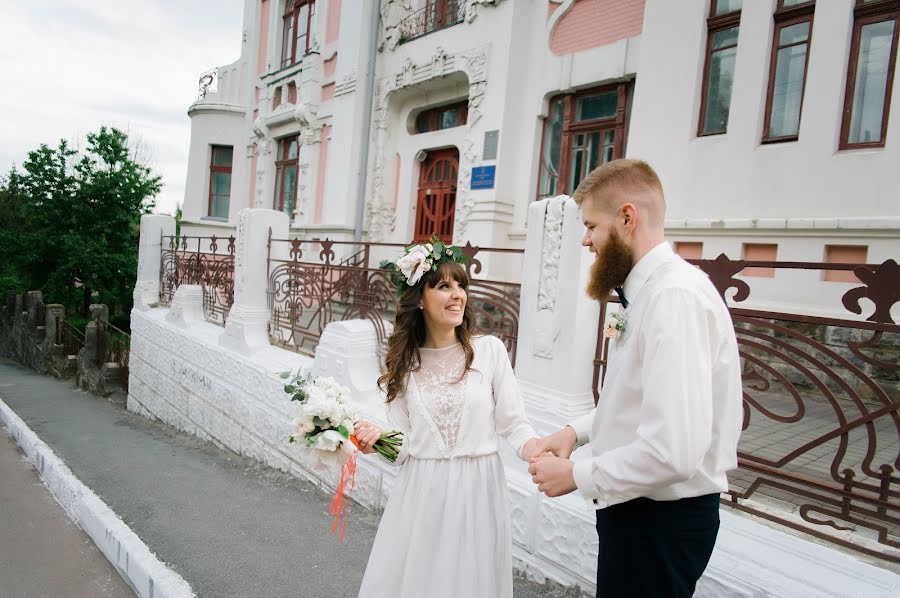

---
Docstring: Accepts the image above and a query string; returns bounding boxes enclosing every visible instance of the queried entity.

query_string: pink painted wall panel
[315,125,332,224]
[824,245,867,283]
[550,0,645,56]
[675,241,703,260]
[323,55,337,79]
[326,0,342,44]
[321,82,335,101]
[742,243,777,278]
[257,0,270,75]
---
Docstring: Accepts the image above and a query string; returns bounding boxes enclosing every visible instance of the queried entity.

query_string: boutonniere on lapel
[604,311,627,340]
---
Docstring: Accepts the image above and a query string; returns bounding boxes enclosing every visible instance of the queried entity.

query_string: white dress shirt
[570,242,743,508]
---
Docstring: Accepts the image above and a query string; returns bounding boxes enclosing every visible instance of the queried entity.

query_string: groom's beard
[586,228,635,302]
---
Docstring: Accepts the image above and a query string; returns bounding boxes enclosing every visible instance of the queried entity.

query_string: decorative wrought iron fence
[159,234,236,326]
[266,233,523,365]
[593,256,900,563]
[398,0,466,43]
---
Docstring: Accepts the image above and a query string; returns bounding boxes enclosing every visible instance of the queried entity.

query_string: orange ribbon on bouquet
[329,435,360,542]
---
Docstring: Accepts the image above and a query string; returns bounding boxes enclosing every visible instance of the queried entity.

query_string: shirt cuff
[568,414,593,446]
[572,459,601,500]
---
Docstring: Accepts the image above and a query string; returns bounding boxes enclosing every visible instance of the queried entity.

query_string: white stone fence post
[515,195,601,433]
[133,215,176,311]
[219,208,290,355]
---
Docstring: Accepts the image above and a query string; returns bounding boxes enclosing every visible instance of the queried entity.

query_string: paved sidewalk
[0,429,134,598]
[0,360,581,598]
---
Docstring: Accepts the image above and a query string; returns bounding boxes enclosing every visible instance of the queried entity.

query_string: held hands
[526,426,578,460]
[525,426,579,498]
[528,454,577,498]
[354,420,381,454]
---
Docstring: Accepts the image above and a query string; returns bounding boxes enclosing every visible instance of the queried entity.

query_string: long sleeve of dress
[490,337,537,459]
[384,391,411,466]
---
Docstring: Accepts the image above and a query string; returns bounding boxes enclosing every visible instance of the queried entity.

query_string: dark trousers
[594,494,720,598]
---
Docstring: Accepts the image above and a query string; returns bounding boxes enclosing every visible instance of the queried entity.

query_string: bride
[354,240,539,598]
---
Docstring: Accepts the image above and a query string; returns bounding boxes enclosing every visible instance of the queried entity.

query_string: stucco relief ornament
[379,0,412,52]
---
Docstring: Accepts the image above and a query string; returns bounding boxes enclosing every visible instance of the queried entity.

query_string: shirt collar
[622,241,674,305]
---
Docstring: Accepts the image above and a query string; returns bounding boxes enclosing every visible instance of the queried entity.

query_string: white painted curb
[0,397,194,598]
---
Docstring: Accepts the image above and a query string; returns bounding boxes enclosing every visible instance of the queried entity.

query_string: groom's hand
[529,426,578,460]
[528,454,576,498]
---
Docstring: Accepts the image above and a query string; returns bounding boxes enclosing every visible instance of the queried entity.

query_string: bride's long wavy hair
[378,260,476,403]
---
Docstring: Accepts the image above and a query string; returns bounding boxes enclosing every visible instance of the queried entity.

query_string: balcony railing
[398,0,466,44]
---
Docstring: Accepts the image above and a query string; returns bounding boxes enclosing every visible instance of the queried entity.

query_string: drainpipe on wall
[353,0,381,242]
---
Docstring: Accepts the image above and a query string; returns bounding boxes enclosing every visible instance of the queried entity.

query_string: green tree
[0,169,32,297]
[17,127,162,315]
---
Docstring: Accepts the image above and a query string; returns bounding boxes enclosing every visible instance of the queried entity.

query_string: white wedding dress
[358,335,536,598]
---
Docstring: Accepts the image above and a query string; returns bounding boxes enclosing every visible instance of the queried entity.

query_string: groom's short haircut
[573,158,665,226]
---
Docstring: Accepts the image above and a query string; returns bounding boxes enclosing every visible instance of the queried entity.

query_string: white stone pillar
[515,195,600,433]
[219,208,290,355]
[133,214,176,311]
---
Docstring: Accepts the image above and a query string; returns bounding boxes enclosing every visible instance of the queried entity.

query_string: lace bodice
[412,343,467,450]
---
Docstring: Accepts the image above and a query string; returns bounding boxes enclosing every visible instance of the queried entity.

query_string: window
[281,0,317,68]
[742,243,778,277]
[763,2,815,142]
[275,136,299,216]
[841,0,899,149]
[699,1,742,136]
[823,245,868,282]
[675,242,704,260]
[414,101,468,134]
[208,146,233,219]
[535,83,631,199]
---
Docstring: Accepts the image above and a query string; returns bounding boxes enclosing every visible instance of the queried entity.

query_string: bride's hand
[354,420,381,455]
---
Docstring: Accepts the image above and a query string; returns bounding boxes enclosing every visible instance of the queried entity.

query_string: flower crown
[381,234,468,292]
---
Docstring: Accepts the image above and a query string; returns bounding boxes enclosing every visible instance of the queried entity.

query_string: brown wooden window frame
[762,1,815,143]
[535,82,631,200]
[281,0,316,68]
[274,135,300,216]
[840,0,900,150]
[208,145,233,219]
[698,2,742,137]
[414,101,469,134]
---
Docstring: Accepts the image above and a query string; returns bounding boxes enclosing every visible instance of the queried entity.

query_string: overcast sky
[0,0,245,216]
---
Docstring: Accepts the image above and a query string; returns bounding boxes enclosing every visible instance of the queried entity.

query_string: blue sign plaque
[470,165,496,190]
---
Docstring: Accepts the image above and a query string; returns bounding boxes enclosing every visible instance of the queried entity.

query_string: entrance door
[414,148,458,243]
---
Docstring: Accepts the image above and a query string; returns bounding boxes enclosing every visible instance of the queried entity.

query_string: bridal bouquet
[280,371,404,540]
[281,372,404,462]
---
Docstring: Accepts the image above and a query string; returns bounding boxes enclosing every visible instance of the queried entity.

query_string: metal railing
[159,234,236,326]
[96,320,131,392]
[593,256,900,563]
[265,233,523,364]
[61,320,85,357]
[398,0,466,43]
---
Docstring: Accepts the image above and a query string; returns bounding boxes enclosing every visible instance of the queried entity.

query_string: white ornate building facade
[146,2,900,593]
[181,0,898,317]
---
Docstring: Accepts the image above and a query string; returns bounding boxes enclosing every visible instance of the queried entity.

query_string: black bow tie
[614,286,629,308]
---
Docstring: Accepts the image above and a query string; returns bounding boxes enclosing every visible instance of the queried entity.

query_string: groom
[528,159,743,597]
